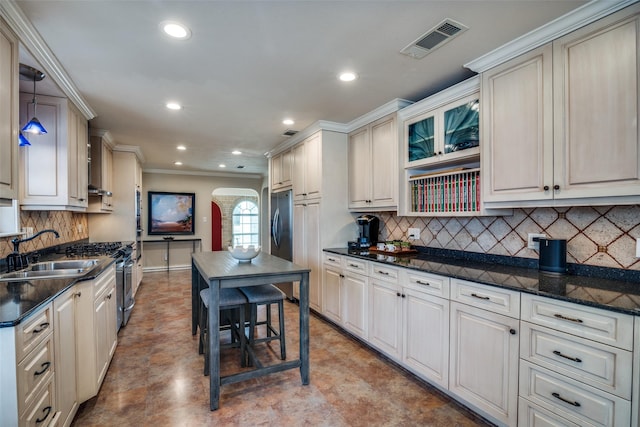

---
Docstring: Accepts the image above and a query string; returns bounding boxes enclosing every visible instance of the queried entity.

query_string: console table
[143,238,202,271]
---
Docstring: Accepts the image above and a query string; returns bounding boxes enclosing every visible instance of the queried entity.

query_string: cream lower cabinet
[518,294,634,427]
[344,259,450,389]
[321,254,368,340]
[53,287,80,427]
[0,302,59,426]
[482,4,640,207]
[76,265,117,402]
[448,279,520,427]
[293,200,321,311]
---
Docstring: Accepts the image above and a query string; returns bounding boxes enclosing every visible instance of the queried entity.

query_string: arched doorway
[211,202,223,251]
[211,188,260,249]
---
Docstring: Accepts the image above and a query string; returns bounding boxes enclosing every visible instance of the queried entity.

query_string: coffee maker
[354,215,380,248]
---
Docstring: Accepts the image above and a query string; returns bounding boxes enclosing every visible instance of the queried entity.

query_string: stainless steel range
[66,241,134,332]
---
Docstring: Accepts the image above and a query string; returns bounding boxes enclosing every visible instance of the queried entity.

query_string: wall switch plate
[636,238,640,258]
[408,228,421,241]
[527,233,546,250]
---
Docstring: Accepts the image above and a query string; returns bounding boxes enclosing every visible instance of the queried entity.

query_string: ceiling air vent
[401,19,468,59]
[283,129,298,137]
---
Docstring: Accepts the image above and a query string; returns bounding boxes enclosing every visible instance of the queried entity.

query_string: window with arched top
[232,200,259,246]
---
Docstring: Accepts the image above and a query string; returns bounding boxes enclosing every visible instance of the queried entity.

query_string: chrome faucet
[6,229,60,271]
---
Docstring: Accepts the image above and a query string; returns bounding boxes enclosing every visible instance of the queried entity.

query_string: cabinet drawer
[344,258,367,274]
[403,270,450,298]
[21,377,56,427]
[521,294,634,350]
[450,279,520,317]
[94,264,115,297]
[519,360,630,427]
[16,303,53,361]
[17,335,55,417]
[520,322,632,399]
[369,263,399,283]
[323,253,342,268]
[518,397,585,427]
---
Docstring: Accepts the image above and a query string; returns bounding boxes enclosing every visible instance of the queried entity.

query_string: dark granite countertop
[324,248,640,316]
[0,256,116,328]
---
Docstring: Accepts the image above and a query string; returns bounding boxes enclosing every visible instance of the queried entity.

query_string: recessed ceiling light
[219,164,226,168]
[177,145,186,151]
[174,161,183,166]
[166,102,182,110]
[338,72,358,82]
[232,150,242,155]
[282,118,294,126]
[161,21,191,40]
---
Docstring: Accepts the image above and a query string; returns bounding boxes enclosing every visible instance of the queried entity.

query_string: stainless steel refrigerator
[270,190,294,299]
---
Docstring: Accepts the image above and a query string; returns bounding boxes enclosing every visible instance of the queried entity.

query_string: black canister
[538,238,567,274]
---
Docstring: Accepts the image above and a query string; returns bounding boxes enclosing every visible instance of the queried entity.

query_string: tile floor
[72,270,491,426]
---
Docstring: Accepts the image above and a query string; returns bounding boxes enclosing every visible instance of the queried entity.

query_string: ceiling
[10,0,588,177]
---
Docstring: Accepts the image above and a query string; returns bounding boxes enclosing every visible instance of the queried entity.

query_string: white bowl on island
[228,245,261,262]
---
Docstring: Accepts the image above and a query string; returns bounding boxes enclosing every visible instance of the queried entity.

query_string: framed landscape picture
[148,191,195,235]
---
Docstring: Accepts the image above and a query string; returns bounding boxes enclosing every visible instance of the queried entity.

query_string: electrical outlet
[636,238,640,258]
[407,228,421,241]
[527,233,546,250]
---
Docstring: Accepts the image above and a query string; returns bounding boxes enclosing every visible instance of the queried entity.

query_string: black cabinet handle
[416,280,431,286]
[543,185,549,191]
[471,293,490,300]
[552,392,580,407]
[35,406,52,424]
[376,271,389,275]
[438,151,443,155]
[401,294,406,298]
[509,329,516,335]
[396,292,401,297]
[553,350,582,363]
[34,361,51,376]
[32,322,50,334]
[339,274,344,278]
[554,313,583,323]
[554,185,560,190]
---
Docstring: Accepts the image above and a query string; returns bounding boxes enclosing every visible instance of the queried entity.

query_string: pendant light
[18,131,31,146]
[19,64,47,135]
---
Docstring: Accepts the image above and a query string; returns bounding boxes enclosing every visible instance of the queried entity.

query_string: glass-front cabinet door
[443,99,479,154]
[408,114,436,162]
[405,92,480,167]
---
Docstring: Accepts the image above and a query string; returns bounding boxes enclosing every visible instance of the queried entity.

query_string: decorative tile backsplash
[0,211,88,258]
[378,205,640,271]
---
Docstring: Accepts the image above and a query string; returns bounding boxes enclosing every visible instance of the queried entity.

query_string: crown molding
[398,76,479,121]
[0,0,96,120]
[267,120,346,157]
[112,144,146,163]
[464,0,637,73]
[345,98,413,133]
[143,168,264,180]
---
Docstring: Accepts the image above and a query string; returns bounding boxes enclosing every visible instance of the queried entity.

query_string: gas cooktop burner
[65,242,124,257]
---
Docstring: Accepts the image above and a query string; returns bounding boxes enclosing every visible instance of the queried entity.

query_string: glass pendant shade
[19,64,48,135]
[21,117,47,134]
[18,132,31,146]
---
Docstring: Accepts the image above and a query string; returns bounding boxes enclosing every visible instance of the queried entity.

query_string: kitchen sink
[29,259,99,271]
[0,259,100,281]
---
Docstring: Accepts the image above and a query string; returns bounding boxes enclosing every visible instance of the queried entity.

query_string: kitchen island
[191,251,310,411]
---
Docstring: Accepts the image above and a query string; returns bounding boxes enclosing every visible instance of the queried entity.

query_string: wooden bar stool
[239,284,286,363]
[199,288,248,375]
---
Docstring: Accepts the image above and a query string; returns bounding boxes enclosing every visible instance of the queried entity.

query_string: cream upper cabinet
[19,94,89,211]
[348,113,398,210]
[481,44,553,204]
[87,133,114,213]
[270,149,292,191]
[0,19,18,201]
[482,4,640,207]
[292,132,322,200]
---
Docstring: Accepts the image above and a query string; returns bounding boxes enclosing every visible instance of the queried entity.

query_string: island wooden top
[192,251,309,282]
